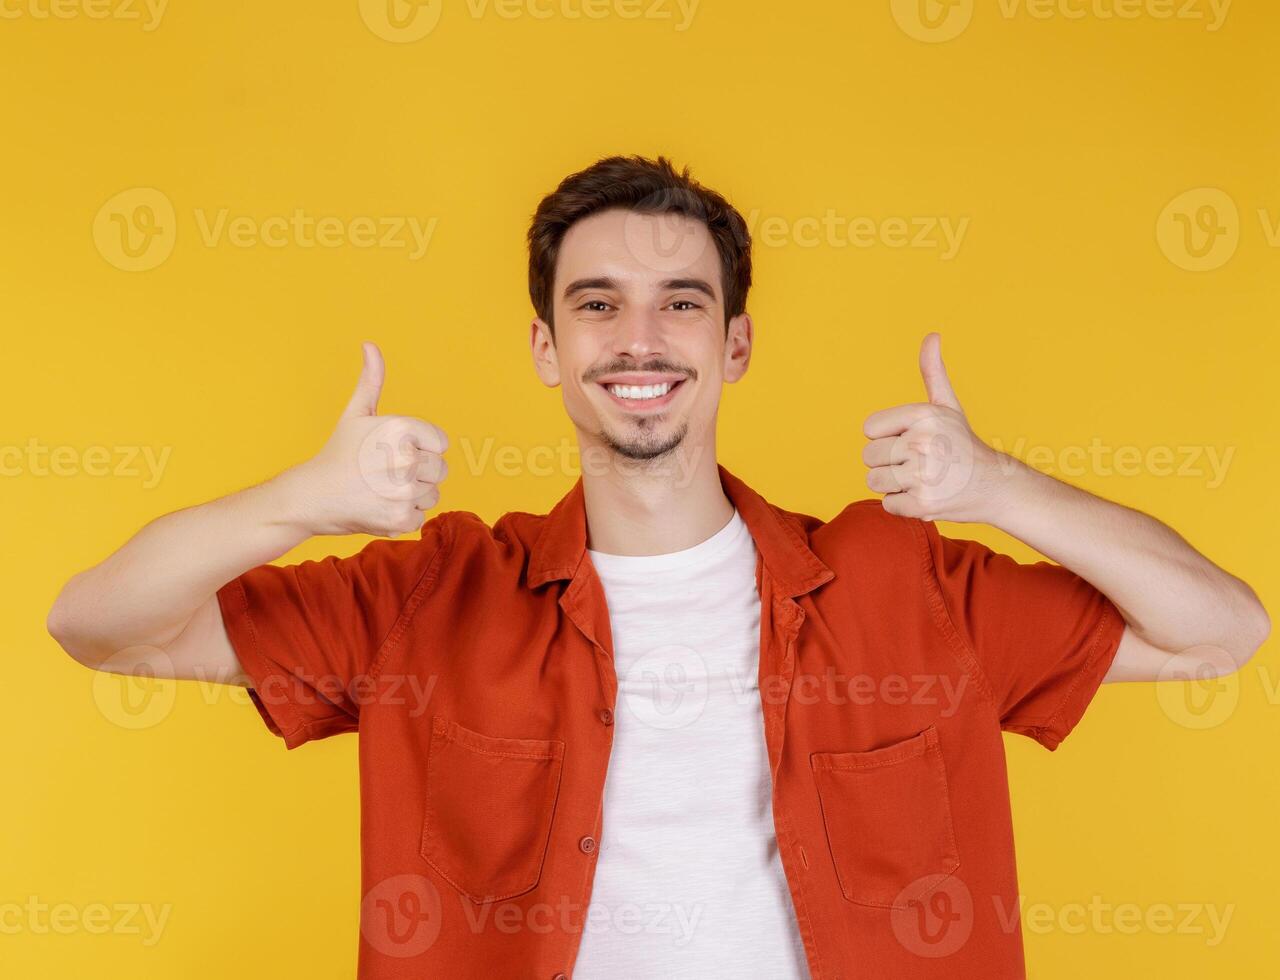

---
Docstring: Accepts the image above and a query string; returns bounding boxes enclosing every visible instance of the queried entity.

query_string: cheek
[556,328,604,369]
[560,360,604,414]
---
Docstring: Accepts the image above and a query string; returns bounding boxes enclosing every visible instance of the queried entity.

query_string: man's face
[530,207,752,468]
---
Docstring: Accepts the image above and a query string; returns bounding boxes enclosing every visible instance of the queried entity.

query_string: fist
[286,342,449,537]
[861,333,1006,524]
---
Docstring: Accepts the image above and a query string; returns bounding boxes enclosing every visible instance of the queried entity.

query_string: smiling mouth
[597,378,687,410]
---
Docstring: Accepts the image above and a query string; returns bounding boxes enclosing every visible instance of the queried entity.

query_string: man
[48,155,1269,979]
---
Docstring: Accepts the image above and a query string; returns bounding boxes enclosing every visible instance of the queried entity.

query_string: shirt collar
[527,462,834,599]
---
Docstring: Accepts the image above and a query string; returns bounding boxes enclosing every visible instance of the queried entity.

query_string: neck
[580,440,733,557]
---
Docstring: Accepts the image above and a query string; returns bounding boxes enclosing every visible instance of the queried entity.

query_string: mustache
[584,361,697,383]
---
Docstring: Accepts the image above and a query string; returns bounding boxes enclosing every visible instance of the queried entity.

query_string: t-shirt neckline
[586,507,747,575]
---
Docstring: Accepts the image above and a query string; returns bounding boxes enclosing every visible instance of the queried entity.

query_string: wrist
[981,451,1046,532]
[259,463,325,541]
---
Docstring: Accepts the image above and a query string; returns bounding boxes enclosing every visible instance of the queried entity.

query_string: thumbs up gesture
[861,333,1005,523]
[284,342,450,537]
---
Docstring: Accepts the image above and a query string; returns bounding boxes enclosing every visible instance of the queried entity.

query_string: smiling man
[48,155,1269,979]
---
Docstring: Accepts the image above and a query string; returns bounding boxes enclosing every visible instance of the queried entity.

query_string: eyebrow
[562,276,718,301]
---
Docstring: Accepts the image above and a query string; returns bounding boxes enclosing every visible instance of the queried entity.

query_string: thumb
[919,332,962,412]
[341,341,385,419]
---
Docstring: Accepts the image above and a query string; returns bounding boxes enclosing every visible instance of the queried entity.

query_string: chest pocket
[810,724,960,910]
[420,716,565,904]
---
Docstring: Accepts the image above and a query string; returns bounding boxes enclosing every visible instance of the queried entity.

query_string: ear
[530,317,561,387]
[723,312,753,384]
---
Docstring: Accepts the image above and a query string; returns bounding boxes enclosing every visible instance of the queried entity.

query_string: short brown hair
[527,155,752,338]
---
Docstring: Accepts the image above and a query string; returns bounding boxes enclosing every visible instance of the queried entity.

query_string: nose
[612,306,666,360]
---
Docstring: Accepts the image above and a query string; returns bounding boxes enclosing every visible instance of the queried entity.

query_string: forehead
[554,208,721,297]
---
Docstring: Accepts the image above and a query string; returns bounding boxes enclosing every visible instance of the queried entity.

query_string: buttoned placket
[552,555,618,980]
[756,553,826,980]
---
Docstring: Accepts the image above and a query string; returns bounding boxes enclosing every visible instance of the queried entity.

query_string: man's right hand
[47,341,450,683]
[280,342,450,538]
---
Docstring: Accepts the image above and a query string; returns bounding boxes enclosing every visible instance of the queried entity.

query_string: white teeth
[608,382,672,400]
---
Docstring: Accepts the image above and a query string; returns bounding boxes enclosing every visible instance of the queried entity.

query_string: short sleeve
[215,515,453,749]
[921,521,1127,751]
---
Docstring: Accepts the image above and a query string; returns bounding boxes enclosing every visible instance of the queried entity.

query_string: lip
[595,376,688,412]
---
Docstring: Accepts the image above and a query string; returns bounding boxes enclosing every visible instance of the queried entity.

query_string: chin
[599,419,690,462]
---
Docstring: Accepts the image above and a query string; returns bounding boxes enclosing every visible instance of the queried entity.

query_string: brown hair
[527,155,752,338]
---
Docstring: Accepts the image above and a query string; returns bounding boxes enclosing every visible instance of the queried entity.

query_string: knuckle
[410,418,447,454]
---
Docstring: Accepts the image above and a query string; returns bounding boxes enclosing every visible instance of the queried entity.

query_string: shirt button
[598,707,613,725]
[579,835,597,854]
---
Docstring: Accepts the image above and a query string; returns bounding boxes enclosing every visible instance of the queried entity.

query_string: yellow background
[4,0,1277,976]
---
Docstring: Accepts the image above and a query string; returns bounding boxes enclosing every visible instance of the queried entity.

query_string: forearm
[989,455,1269,664]
[48,469,312,665]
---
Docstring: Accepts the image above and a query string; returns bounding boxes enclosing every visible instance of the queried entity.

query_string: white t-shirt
[573,507,811,979]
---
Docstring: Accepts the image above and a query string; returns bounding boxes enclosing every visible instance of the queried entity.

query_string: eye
[578,300,614,312]
[668,299,702,311]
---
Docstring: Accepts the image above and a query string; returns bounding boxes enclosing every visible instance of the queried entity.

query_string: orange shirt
[216,463,1125,979]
